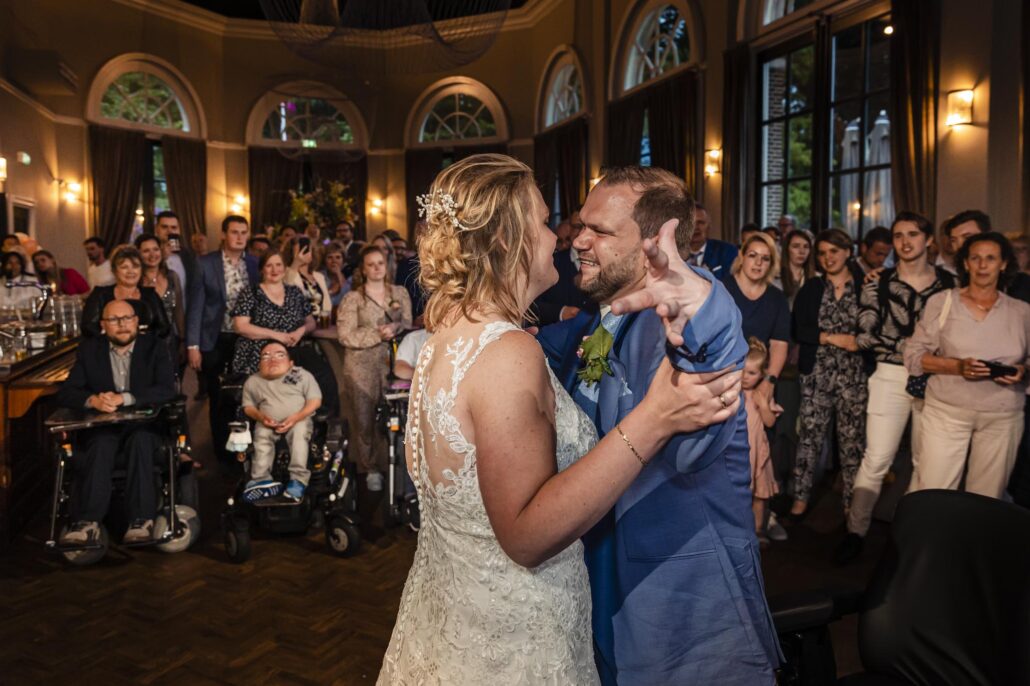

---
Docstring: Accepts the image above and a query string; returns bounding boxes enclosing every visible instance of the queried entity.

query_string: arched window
[100,72,189,132]
[246,82,368,150]
[406,77,509,148]
[620,1,697,94]
[539,47,586,131]
[87,54,205,137]
[762,0,818,26]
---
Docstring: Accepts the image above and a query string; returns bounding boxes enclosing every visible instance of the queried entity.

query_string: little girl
[743,337,783,545]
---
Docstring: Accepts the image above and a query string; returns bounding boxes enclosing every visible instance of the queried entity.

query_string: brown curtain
[647,71,699,193]
[534,117,589,219]
[162,135,207,239]
[722,44,751,237]
[890,0,940,221]
[310,152,369,239]
[88,124,147,248]
[606,91,647,167]
[248,147,303,231]
[1023,0,1030,230]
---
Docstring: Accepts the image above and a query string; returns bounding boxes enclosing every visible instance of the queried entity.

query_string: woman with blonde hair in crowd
[337,245,411,492]
[283,235,332,322]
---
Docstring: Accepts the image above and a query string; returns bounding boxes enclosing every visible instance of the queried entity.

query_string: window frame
[613,0,701,100]
[406,77,509,149]
[246,81,368,151]
[537,46,588,133]
[751,2,893,238]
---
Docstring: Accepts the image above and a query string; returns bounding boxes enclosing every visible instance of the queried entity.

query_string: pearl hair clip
[416,189,470,231]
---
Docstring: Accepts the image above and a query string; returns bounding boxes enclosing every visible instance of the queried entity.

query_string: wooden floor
[0,372,886,684]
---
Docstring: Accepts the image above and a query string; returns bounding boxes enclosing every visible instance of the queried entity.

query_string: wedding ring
[719,392,731,408]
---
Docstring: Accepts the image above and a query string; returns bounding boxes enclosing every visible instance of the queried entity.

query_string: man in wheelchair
[55,300,177,545]
[241,341,322,503]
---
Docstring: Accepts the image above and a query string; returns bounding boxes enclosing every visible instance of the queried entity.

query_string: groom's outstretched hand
[609,219,711,347]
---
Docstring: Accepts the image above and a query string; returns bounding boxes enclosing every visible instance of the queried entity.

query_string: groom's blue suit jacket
[537,268,782,685]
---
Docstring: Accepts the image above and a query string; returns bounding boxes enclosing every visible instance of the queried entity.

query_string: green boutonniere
[576,325,614,386]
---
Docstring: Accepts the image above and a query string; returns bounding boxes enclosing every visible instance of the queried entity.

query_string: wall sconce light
[230,194,248,214]
[0,156,7,182]
[704,149,722,176]
[883,25,894,35]
[946,89,974,127]
[369,197,384,216]
[589,176,602,189]
[62,180,82,203]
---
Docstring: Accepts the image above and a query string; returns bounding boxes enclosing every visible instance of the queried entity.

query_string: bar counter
[0,338,78,548]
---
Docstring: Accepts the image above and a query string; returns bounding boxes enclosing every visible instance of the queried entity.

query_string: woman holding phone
[905,232,1030,499]
[284,236,333,324]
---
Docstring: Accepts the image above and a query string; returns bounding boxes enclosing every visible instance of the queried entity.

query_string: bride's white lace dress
[377,322,600,685]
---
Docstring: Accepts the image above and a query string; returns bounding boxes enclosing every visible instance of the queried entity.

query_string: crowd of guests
[536,204,1030,562]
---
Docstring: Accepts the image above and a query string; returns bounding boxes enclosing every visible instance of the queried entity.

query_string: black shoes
[833,532,864,566]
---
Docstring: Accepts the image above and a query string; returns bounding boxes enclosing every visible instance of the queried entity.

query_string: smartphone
[167,234,181,252]
[298,237,311,251]
[981,360,1019,379]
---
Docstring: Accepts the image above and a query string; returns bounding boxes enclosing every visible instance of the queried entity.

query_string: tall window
[763,0,818,26]
[544,63,584,128]
[261,96,354,146]
[100,72,190,132]
[132,141,169,238]
[419,93,497,143]
[623,2,692,93]
[757,10,892,237]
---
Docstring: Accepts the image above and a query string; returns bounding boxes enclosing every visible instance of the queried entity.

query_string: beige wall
[0,0,1023,279]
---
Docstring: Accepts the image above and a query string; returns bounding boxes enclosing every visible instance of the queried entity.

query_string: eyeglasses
[101,315,138,325]
[260,351,289,360]
[744,252,772,264]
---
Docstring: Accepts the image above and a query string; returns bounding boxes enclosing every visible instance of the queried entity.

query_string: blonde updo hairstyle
[418,153,538,331]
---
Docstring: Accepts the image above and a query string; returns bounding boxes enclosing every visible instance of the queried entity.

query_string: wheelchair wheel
[60,524,109,566]
[325,516,361,557]
[154,505,201,553]
[224,520,251,564]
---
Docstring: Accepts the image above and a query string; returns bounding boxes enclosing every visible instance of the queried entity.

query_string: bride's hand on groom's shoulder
[609,219,711,347]
[641,361,742,436]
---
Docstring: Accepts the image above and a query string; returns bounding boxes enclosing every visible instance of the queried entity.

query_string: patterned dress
[337,285,412,474]
[792,280,869,506]
[230,284,314,375]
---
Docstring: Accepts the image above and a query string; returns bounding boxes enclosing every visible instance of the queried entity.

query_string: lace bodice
[378,321,599,685]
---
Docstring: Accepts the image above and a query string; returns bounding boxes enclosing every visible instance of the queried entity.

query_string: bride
[378,154,741,684]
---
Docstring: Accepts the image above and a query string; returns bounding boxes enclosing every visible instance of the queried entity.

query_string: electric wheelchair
[218,374,361,564]
[377,378,420,531]
[43,396,200,566]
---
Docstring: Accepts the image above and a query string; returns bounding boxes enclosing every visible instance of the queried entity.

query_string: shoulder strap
[938,289,953,328]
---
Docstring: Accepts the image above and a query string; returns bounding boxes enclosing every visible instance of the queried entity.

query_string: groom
[538,166,781,685]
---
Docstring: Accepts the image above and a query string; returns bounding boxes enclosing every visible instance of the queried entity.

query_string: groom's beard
[576,250,641,303]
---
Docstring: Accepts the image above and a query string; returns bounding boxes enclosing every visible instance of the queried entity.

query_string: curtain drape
[404,145,507,238]
[248,147,303,231]
[89,124,147,248]
[162,135,207,239]
[606,91,647,168]
[1023,0,1030,230]
[889,0,940,222]
[310,151,369,239]
[647,70,698,193]
[721,44,751,237]
[534,117,589,219]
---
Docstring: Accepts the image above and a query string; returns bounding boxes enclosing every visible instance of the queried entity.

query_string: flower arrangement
[289,180,357,228]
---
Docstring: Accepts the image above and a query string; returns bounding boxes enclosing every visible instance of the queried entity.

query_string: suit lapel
[215,251,227,301]
[596,311,640,433]
[98,339,116,392]
[128,338,147,397]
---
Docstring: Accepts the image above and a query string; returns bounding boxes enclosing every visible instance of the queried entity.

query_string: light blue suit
[537,268,781,685]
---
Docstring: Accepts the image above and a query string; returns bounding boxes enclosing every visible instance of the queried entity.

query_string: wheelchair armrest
[768,586,865,635]
[313,407,331,424]
[160,395,188,423]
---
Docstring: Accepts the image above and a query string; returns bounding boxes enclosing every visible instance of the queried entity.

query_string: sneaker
[832,532,865,566]
[61,521,100,546]
[767,513,789,542]
[123,519,154,544]
[283,479,306,502]
[244,479,283,502]
[366,472,384,492]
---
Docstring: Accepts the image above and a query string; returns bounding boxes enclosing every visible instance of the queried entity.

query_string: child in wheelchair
[241,341,322,503]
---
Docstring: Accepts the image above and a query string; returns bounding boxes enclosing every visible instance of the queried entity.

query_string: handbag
[905,290,953,399]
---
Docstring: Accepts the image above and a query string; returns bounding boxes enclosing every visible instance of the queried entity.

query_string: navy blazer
[58,334,177,410]
[185,250,259,351]
[701,238,739,278]
[532,249,592,325]
[536,269,781,685]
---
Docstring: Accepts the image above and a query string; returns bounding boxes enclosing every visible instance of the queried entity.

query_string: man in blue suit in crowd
[186,214,259,468]
[684,201,738,279]
[537,167,781,685]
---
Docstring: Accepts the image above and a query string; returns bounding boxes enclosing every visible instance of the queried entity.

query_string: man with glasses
[241,341,322,502]
[56,300,177,545]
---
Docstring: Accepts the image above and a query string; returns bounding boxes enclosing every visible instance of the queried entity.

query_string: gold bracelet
[616,423,647,467]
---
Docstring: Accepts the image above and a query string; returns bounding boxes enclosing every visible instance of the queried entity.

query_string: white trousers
[847,363,922,536]
[910,393,1024,499]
